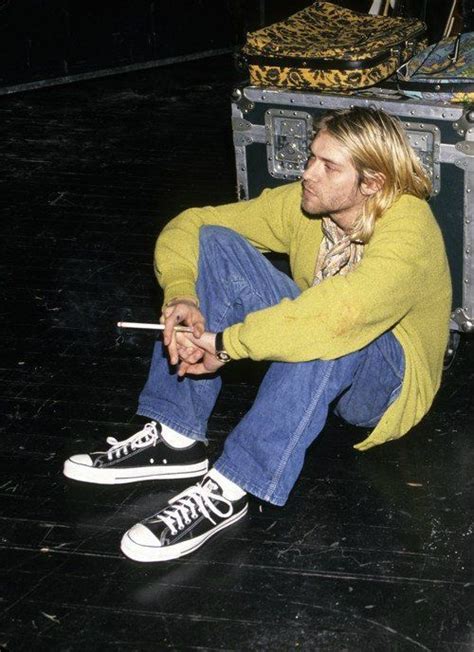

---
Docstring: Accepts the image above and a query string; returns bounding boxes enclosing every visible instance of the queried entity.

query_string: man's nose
[302,158,318,182]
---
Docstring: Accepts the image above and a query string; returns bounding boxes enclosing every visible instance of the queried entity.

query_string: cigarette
[117,321,193,332]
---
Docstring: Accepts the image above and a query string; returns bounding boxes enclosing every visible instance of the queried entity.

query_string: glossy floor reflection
[0,56,472,650]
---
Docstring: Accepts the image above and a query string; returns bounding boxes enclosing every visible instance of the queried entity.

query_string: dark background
[0,0,471,92]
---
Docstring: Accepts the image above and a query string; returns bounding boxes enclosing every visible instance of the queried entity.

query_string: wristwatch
[215,331,232,363]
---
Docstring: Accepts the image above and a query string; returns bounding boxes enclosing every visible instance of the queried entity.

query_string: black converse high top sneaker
[120,475,248,562]
[63,421,208,485]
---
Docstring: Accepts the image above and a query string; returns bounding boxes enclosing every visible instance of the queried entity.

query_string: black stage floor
[0,56,472,651]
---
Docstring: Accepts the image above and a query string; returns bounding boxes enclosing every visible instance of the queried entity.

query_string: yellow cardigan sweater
[155,182,451,451]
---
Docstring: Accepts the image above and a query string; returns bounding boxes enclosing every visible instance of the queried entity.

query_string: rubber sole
[63,458,209,484]
[120,504,249,562]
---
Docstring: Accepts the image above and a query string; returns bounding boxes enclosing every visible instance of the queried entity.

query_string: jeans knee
[199,225,243,251]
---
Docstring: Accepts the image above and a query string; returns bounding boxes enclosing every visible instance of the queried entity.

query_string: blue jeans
[138,226,404,506]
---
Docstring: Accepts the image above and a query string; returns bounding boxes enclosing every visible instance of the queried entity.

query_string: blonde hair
[315,107,432,243]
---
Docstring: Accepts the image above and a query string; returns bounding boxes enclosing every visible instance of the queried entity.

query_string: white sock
[160,422,195,449]
[207,467,247,501]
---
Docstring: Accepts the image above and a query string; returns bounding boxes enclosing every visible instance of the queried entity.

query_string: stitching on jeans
[264,360,336,503]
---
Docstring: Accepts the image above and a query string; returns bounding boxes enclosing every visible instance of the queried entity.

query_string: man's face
[301,129,366,232]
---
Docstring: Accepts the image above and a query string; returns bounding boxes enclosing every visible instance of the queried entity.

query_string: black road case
[231,86,474,334]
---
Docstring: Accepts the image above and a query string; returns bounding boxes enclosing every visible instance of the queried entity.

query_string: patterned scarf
[312,217,364,286]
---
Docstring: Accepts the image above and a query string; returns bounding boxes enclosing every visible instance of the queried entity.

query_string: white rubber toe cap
[67,453,93,467]
[126,523,161,547]
[63,454,94,480]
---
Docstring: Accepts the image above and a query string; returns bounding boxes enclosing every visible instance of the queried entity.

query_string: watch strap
[215,331,231,363]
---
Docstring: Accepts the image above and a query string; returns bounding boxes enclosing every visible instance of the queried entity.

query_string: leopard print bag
[241,1,426,91]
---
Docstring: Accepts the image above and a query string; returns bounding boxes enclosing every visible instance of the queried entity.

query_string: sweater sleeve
[224,201,436,362]
[154,183,301,305]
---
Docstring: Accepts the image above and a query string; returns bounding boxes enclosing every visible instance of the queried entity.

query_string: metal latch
[403,122,441,196]
[265,109,313,179]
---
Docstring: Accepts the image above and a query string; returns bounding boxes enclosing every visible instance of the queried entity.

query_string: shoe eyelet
[149,458,154,464]
[162,459,168,464]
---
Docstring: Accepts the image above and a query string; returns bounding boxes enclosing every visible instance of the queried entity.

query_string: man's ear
[360,172,385,197]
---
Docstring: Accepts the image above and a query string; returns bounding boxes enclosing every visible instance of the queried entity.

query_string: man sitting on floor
[64,107,451,563]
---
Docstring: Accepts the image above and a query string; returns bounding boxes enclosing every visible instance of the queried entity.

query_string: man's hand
[175,331,225,377]
[161,298,205,365]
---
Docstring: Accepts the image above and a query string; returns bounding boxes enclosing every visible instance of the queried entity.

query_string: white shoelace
[105,421,159,460]
[153,481,233,536]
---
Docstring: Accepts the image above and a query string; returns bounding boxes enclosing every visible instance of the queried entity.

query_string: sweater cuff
[222,323,249,361]
[162,281,199,307]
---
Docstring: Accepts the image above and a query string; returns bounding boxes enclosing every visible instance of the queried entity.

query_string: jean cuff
[214,456,287,507]
[137,406,208,442]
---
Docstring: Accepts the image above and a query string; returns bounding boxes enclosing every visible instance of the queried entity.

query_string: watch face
[217,351,231,363]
